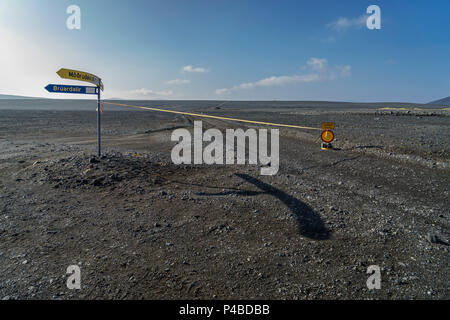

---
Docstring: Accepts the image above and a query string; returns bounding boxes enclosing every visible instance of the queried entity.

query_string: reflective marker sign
[45,84,99,95]
[321,130,335,143]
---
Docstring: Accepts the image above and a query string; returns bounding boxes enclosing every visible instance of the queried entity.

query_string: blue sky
[0,0,449,102]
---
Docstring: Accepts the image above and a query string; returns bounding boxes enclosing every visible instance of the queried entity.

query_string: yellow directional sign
[57,68,104,91]
[322,122,335,130]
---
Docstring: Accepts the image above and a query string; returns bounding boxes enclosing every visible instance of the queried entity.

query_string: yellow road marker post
[321,122,335,150]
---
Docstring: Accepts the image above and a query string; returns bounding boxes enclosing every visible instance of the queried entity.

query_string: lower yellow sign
[321,130,335,143]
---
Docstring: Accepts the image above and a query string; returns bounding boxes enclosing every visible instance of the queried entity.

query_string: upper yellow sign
[57,68,104,91]
[321,122,335,130]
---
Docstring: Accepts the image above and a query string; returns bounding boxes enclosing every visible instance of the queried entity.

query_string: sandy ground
[0,101,449,299]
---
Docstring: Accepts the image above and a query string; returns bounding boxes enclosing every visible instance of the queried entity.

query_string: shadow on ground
[193,173,331,240]
[235,173,331,240]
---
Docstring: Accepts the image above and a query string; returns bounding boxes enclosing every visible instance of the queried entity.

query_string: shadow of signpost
[235,173,331,240]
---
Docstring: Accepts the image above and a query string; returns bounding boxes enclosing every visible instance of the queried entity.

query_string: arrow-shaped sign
[56,68,104,91]
[45,84,100,95]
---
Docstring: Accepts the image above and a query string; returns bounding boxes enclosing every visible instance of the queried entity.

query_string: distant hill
[428,96,450,106]
[0,94,38,99]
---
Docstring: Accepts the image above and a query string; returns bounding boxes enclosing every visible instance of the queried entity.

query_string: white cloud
[327,15,367,31]
[336,65,352,77]
[216,58,351,95]
[182,65,209,73]
[131,88,173,97]
[307,57,328,71]
[215,88,231,95]
[215,74,320,95]
[166,79,191,85]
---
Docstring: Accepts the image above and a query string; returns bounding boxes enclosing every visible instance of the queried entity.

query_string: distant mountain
[0,94,38,99]
[428,96,450,106]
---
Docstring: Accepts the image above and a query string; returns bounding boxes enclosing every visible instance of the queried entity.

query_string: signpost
[45,84,99,95]
[46,68,104,157]
[321,122,335,150]
[57,68,104,91]
[97,88,101,157]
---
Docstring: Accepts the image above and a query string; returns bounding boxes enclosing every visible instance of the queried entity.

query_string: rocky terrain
[0,101,448,299]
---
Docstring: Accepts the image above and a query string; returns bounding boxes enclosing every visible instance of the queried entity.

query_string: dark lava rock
[93,178,103,187]
[426,233,448,245]
[427,233,439,243]
[89,157,100,164]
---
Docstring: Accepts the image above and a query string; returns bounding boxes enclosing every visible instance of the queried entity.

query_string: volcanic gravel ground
[0,104,448,299]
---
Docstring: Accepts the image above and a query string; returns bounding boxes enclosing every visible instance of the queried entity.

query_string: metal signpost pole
[51,68,104,157]
[97,87,101,157]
